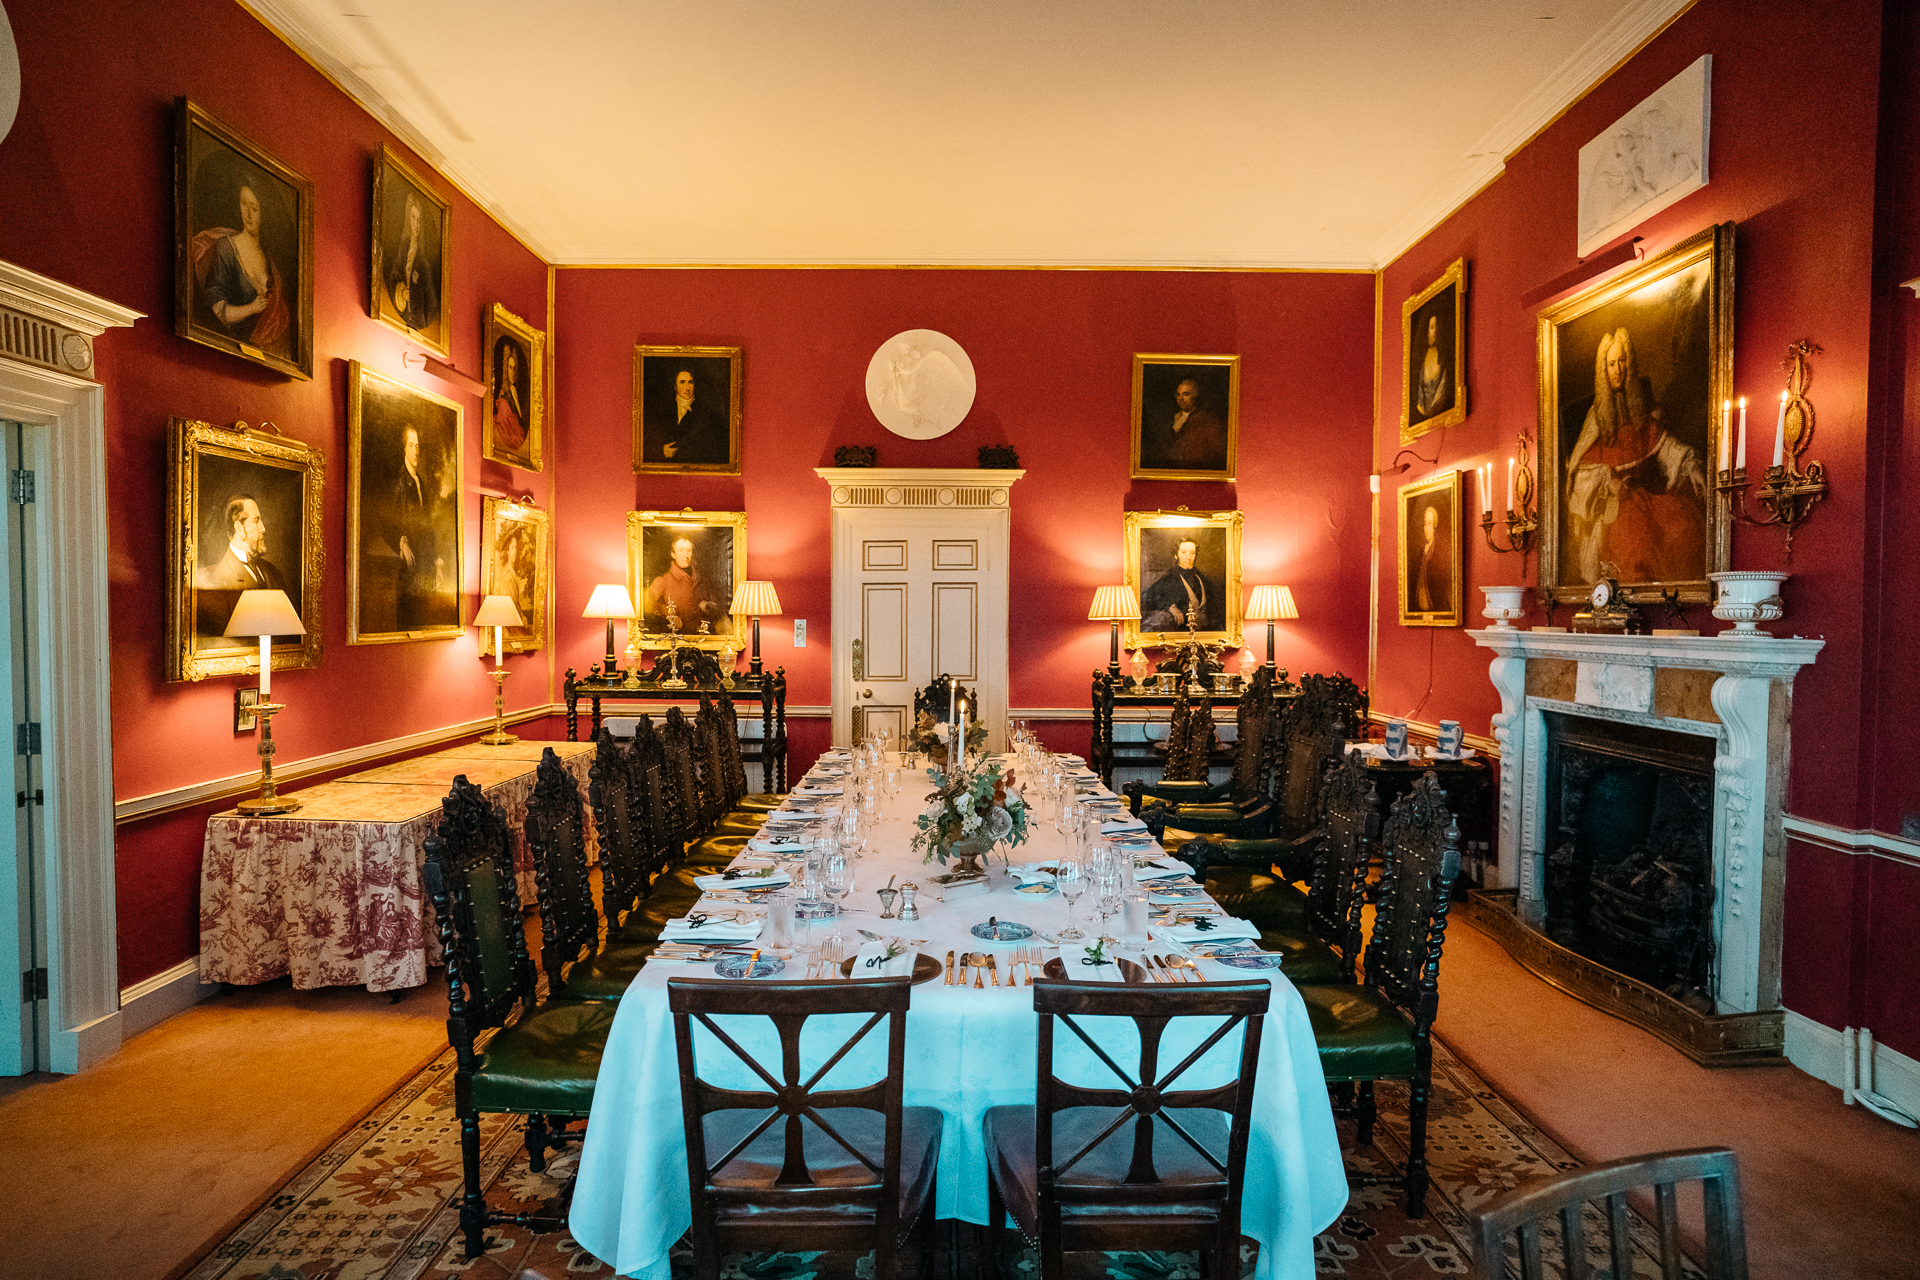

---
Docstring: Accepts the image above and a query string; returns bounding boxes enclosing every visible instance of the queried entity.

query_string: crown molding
[0,260,142,334]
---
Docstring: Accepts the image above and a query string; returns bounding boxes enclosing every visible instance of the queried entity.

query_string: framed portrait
[370,144,453,356]
[1538,222,1732,603]
[1130,354,1239,481]
[631,345,742,475]
[1402,258,1468,440]
[1397,471,1462,627]
[346,361,464,644]
[1121,509,1244,649]
[167,418,325,682]
[173,99,313,380]
[482,303,544,471]
[480,497,549,654]
[626,510,747,651]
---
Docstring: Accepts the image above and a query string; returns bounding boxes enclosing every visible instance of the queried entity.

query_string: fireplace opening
[1542,712,1718,1012]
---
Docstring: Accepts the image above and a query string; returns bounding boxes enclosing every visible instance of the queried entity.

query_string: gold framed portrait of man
[1129,354,1239,481]
[631,345,743,475]
[369,144,453,357]
[626,510,747,651]
[480,497,549,654]
[1122,509,1244,649]
[346,362,465,644]
[1398,471,1462,627]
[1402,258,1468,440]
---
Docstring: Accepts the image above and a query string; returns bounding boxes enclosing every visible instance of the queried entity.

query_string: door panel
[861,584,908,680]
[863,540,907,571]
[931,583,978,682]
[932,540,978,570]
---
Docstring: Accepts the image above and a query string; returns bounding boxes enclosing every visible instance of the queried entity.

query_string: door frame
[0,261,139,1073]
[816,468,1024,752]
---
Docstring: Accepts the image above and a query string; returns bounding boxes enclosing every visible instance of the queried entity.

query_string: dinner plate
[1149,885,1207,899]
[714,954,785,979]
[1042,956,1149,984]
[971,919,1034,941]
[837,953,944,984]
[1213,953,1284,971]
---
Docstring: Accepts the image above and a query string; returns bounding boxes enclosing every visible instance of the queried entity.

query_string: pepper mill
[898,882,921,922]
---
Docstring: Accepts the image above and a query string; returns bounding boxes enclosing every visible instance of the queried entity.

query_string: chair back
[1162,686,1215,782]
[662,706,708,837]
[694,695,731,819]
[1273,674,1351,840]
[1091,670,1119,785]
[525,748,597,989]
[631,717,684,875]
[1228,667,1277,805]
[715,692,751,802]
[914,673,976,724]
[1467,1146,1747,1280]
[589,729,646,923]
[1030,979,1268,1224]
[669,977,913,1240]
[1362,771,1461,1029]
[422,776,535,1067]
[1306,750,1379,974]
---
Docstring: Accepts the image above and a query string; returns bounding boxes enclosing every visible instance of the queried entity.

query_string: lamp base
[235,702,301,815]
[478,670,519,745]
[234,794,303,816]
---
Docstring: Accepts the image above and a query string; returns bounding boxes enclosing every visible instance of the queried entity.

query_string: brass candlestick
[657,606,688,690]
[1720,340,1830,560]
[234,701,300,815]
[479,670,518,745]
[1480,433,1539,555]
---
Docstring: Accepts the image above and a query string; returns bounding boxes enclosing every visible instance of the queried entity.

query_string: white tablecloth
[569,755,1345,1279]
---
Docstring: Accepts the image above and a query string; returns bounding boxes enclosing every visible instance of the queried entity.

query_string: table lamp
[729,580,782,676]
[583,583,635,677]
[1244,585,1299,671]
[1087,585,1141,677]
[224,588,305,815]
[473,594,525,745]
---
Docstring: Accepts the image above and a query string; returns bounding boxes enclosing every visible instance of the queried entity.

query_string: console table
[1088,669,1300,785]
[563,666,788,793]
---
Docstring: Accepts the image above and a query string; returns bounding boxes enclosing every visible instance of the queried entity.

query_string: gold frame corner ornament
[1120,508,1245,649]
[625,509,749,651]
[1396,469,1464,628]
[630,344,745,476]
[369,142,454,358]
[480,302,545,472]
[479,496,551,655]
[1401,257,1468,441]
[1128,353,1241,482]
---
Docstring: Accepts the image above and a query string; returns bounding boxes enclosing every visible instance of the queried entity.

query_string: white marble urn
[1481,585,1529,628]
[1710,570,1788,637]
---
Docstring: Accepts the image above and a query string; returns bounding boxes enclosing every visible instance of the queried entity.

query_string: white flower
[933,722,951,743]
[961,810,982,833]
[985,807,1014,840]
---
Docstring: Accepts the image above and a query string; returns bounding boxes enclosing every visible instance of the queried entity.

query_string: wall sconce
[223,588,305,815]
[583,583,636,677]
[473,594,524,745]
[1087,585,1141,677]
[1479,435,1538,555]
[1716,340,1829,559]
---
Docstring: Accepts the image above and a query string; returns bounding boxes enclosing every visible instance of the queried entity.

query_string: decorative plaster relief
[1575,661,1653,712]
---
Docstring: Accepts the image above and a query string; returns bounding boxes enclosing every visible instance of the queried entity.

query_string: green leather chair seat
[1205,867,1308,934]
[736,793,785,812]
[469,998,616,1115]
[684,832,753,868]
[614,879,704,948]
[1257,929,1344,985]
[716,812,766,835]
[1295,983,1417,1082]
[561,943,650,1001]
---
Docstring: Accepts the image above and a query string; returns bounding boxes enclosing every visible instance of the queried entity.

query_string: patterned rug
[178,1036,1695,1280]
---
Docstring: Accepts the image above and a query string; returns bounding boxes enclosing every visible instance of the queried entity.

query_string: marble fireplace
[1467,628,1822,1063]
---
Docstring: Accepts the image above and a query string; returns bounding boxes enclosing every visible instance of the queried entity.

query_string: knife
[988,955,999,987]
[945,949,956,986]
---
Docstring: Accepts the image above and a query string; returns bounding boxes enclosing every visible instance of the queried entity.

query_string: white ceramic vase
[1709,571,1788,638]
[1481,585,1528,629]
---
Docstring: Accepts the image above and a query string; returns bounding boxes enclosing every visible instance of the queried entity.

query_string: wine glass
[823,849,856,949]
[1094,858,1125,937]
[1055,854,1086,942]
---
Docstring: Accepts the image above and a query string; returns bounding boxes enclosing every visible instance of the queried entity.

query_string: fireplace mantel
[1468,628,1823,1019]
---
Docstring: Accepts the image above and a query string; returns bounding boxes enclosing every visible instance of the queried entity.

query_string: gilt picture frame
[481,303,544,471]
[1402,258,1468,440]
[1397,471,1462,628]
[1537,222,1732,604]
[1121,509,1244,649]
[1129,354,1239,481]
[480,497,549,654]
[346,361,465,644]
[631,345,743,475]
[166,418,325,682]
[173,98,314,380]
[370,144,452,357]
[626,510,747,651]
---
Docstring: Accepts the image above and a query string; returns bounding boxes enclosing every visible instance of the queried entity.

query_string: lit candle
[1736,397,1748,470]
[1506,457,1515,515]
[493,624,505,668]
[1719,400,1731,472]
[259,635,271,701]
[1773,391,1787,468]
[956,696,966,771]
[1482,464,1491,516]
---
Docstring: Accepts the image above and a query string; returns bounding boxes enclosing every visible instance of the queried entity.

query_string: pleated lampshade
[473,594,524,627]
[223,588,305,637]
[582,583,635,618]
[1087,584,1141,622]
[1245,585,1299,621]
[730,581,782,617]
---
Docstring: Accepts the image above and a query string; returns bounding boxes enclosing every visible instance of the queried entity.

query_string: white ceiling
[246,0,1689,268]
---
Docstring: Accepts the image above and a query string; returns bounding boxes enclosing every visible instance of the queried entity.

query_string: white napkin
[850,939,915,977]
[1159,918,1262,944]
[659,914,763,942]
[1133,857,1197,880]
[794,784,843,796]
[693,868,791,892]
[1010,862,1058,886]
[1100,817,1148,834]
[747,833,808,854]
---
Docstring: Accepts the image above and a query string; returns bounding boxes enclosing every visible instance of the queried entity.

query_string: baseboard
[1783,1010,1920,1121]
[118,958,218,1040]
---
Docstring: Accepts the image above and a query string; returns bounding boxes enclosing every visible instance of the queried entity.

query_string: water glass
[824,851,856,946]
[766,891,796,956]
[1055,855,1086,942]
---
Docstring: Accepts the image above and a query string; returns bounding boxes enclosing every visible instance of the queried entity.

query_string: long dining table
[568,751,1346,1280]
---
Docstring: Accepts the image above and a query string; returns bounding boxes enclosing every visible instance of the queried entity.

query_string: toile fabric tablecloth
[198,739,597,993]
[568,752,1345,1280]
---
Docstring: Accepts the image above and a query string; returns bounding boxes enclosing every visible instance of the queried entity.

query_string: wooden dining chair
[526,747,647,1000]
[984,978,1271,1280]
[423,776,616,1259]
[718,689,786,811]
[1466,1147,1748,1279]
[668,976,944,1280]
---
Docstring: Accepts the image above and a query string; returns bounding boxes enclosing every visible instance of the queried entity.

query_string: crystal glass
[1055,854,1086,942]
[823,849,856,948]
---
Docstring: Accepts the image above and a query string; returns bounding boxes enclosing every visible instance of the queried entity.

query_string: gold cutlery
[988,955,1000,987]
[1175,956,1206,983]
[945,950,956,986]
[972,952,988,989]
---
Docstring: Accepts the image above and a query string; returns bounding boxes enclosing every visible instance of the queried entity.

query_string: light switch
[793,619,806,647]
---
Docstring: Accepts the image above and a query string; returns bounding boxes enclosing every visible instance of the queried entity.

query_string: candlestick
[1483,463,1493,515]
[259,635,271,700]
[1506,458,1515,515]
[1719,400,1731,471]
[1773,391,1787,468]
[493,624,504,668]
[1736,397,1748,471]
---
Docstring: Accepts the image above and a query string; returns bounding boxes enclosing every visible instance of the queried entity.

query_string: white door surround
[1470,627,1822,1017]
[0,260,140,1073]
[817,468,1024,752]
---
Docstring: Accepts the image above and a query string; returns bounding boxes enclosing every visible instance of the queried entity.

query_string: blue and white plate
[971,919,1034,941]
[1214,953,1284,971]
[1186,942,1263,958]
[713,953,786,979]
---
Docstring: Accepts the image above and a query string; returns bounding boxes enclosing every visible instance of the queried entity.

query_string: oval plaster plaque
[864,329,975,439]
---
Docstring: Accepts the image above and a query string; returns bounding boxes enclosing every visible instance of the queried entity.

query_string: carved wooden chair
[1128,668,1277,829]
[1293,770,1461,1216]
[589,728,648,931]
[669,976,944,1280]
[423,775,615,1259]
[611,718,710,951]
[527,747,646,1000]
[718,690,786,813]
[1467,1147,1748,1279]
[913,673,976,725]
[984,979,1271,1280]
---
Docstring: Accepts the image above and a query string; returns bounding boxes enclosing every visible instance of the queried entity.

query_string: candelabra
[1480,434,1539,554]
[1717,341,1829,560]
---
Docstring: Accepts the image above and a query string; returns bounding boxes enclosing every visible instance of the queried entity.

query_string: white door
[821,469,1023,752]
[0,419,47,1074]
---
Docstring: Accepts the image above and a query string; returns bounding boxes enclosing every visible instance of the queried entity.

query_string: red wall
[1374,0,1920,1054]
[0,0,557,985]
[549,268,1377,723]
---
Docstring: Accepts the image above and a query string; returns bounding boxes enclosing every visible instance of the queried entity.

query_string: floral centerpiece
[911,759,1029,875]
[908,709,987,766]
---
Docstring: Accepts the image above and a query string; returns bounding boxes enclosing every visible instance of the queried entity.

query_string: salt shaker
[875,886,900,919]
[897,882,921,922]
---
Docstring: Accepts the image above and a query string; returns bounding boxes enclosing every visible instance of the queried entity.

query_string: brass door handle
[851,638,864,680]
[859,688,874,699]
